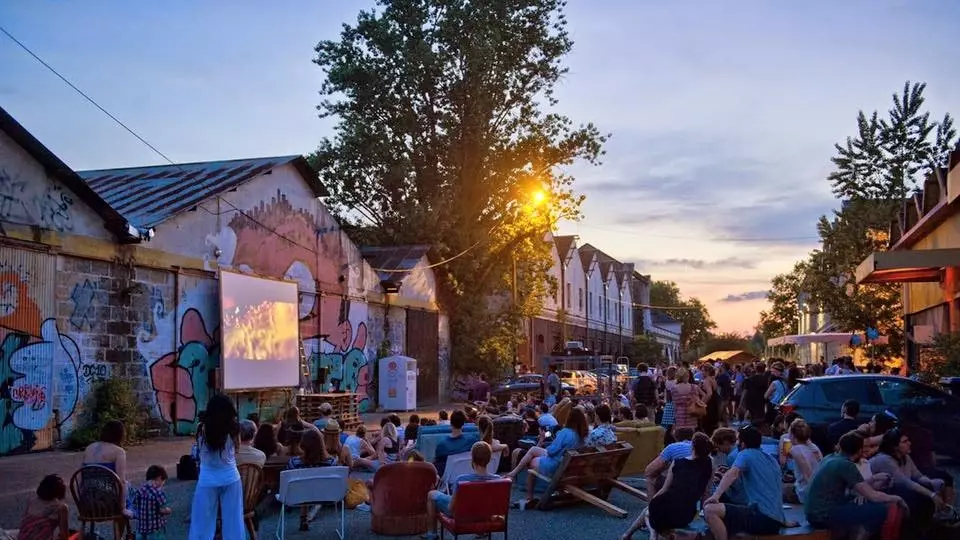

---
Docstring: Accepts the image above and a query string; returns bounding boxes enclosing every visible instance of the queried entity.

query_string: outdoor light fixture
[124,223,156,243]
[381,280,402,295]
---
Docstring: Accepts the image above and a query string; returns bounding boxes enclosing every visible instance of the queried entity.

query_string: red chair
[438,479,512,539]
[370,461,438,535]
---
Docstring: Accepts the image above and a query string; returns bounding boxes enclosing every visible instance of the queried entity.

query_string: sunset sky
[3,1,960,333]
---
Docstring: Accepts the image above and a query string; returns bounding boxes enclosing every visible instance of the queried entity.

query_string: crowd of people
[5,354,956,540]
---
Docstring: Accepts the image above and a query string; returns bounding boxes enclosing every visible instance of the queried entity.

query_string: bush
[67,378,151,449]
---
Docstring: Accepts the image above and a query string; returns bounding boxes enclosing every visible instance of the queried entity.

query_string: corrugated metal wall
[0,244,58,454]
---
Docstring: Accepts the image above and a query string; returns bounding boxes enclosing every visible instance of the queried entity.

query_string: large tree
[757,260,808,341]
[649,280,716,351]
[311,0,607,374]
[766,82,955,358]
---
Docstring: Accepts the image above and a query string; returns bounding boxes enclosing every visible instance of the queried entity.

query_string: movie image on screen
[219,270,300,390]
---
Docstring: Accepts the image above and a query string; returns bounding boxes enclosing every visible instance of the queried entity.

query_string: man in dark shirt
[827,399,860,451]
[632,363,657,421]
[742,363,770,429]
[716,363,733,421]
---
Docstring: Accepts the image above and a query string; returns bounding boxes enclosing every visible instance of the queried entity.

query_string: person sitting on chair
[422,441,500,540]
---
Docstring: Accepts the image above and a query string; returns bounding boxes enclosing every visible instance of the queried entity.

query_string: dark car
[493,374,575,398]
[780,374,960,459]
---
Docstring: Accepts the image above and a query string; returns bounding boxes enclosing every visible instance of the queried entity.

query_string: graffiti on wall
[220,190,375,411]
[0,268,81,455]
[139,276,219,434]
[68,278,96,330]
[0,168,74,233]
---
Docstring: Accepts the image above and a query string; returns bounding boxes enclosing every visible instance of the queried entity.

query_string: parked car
[779,374,960,459]
[492,374,575,399]
[561,370,597,394]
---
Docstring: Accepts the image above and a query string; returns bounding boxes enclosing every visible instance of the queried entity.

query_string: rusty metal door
[0,244,58,455]
[406,309,439,406]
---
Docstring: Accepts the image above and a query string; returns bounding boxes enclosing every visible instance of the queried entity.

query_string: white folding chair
[439,451,474,494]
[487,451,502,475]
[276,466,349,540]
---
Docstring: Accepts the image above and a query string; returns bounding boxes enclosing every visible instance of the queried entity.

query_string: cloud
[718,290,769,302]
[637,257,758,270]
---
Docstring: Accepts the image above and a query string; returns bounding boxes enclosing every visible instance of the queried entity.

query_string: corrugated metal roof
[651,310,680,325]
[360,245,431,283]
[699,350,755,363]
[77,155,325,229]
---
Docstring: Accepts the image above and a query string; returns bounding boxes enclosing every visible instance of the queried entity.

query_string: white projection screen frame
[219,270,301,391]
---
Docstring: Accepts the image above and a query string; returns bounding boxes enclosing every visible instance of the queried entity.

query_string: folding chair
[439,451,473,494]
[276,466,349,540]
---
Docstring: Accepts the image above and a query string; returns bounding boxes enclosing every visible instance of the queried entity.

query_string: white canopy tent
[766,333,889,346]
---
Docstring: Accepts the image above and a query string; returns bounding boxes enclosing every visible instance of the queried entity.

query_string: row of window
[562,283,630,323]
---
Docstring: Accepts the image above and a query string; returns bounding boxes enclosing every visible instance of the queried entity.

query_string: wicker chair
[369,462,438,536]
[238,463,263,540]
[69,465,130,540]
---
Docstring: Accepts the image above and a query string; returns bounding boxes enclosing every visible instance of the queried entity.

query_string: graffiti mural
[68,278,96,330]
[139,276,219,434]
[0,260,82,455]
[0,168,74,233]
[222,190,375,411]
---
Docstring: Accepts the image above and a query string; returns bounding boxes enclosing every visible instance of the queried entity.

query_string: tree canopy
[649,280,716,351]
[762,82,955,358]
[311,0,607,374]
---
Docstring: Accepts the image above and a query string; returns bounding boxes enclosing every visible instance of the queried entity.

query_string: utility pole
[513,255,520,371]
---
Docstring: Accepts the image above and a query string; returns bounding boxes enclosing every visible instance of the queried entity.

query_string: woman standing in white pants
[189,393,244,540]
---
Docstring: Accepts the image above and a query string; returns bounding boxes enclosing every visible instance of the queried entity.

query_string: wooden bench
[528,441,645,518]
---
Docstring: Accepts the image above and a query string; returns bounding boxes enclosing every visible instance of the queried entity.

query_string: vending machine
[379,355,417,411]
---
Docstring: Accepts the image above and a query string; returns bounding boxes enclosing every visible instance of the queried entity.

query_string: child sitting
[131,465,172,540]
[15,474,70,540]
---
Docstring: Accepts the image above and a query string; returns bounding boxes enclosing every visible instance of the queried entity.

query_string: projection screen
[219,270,301,390]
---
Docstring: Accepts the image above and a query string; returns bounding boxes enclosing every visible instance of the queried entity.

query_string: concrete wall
[585,257,603,331]
[565,246,586,327]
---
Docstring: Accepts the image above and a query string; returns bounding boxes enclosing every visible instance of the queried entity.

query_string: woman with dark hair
[82,420,129,506]
[477,415,509,458]
[188,394,243,540]
[505,408,588,505]
[16,474,70,540]
[622,433,714,540]
[286,429,336,530]
[252,423,283,458]
[870,428,950,530]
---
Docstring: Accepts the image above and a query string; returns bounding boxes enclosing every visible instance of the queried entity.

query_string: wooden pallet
[296,393,362,430]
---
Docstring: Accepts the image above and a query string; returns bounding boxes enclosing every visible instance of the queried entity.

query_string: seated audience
[312,402,333,430]
[322,420,353,468]
[622,433,714,540]
[252,423,283,459]
[278,406,319,446]
[477,415,509,458]
[433,410,477,476]
[704,426,786,540]
[805,432,905,540]
[286,429,335,530]
[344,425,378,470]
[505,408,589,506]
[437,410,450,425]
[375,422,401,468]
[645,427,694,494]
[786,419,822,504]
[870,428,946,530]
[585,404,617,448]
[423,441,500,539]
[827,399,861,450]
[236,419,266,467]
[16,474,70,540]
[82,420,129,505]
[404,414,421,448]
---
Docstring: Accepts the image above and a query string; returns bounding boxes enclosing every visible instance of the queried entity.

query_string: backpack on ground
[177,454,198,481]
